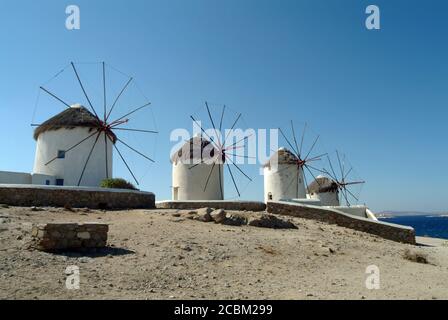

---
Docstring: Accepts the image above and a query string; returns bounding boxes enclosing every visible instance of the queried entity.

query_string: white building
[0,104,113,187]
[307,175,340,206]
[33,104,112,186]
[263,147,307,202]
[171,135,224,200]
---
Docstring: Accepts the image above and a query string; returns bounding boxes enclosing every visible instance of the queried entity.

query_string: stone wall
[156,200,266,212]
[31,222,108,251]
[0,184,155,209]
[267,201,415,244]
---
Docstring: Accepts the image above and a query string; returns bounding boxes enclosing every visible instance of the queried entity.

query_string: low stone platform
[31,222,108,251]
[156,200,266,212]
[0,184,155,209]
[267,201,416,244]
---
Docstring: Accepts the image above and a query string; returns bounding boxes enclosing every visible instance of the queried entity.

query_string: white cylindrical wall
[309,191,340,206]
[297,168,307,199]
[263,164,299,202]
[33,127,112,187]
[172,162,224,200]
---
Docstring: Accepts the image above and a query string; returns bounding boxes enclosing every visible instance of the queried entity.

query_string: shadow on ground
[51,246,135,258]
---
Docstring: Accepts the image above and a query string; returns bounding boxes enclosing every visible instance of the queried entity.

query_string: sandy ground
[0,206,447,300]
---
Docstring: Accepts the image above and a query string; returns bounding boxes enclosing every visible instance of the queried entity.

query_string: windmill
[171,102,253,200]
[319,151,365,206]
[263,121,326,201]
[32,62,157,187]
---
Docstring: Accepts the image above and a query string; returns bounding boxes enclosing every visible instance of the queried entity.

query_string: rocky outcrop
[183,208,297,229]
[210,209,226,223]
[195,207,213,222]
[248,214,297,229]
[222,213,248,226]
[156,200,266,212]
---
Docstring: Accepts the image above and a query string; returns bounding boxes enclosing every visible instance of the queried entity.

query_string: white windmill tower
[171,134,224,200]
[32,62,157,188]
[171,102,253,200]
[309,151,365,207]
[263,121,325,203]
[33,104,114,187]
[263,148,302,202]
[307,175,340,206]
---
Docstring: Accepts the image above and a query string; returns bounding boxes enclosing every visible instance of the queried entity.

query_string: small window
[268,192,273,200]
[57,150,66,159]
[56,179,64,186]
[45,180,50,186]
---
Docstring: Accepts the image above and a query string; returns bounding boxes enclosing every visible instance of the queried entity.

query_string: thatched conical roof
[34,105,116,142]
[263,147,298,168]
[308,175,339,194]
[171,135,221,164]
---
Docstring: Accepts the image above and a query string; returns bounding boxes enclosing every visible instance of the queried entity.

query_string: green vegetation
[100,178,137,190]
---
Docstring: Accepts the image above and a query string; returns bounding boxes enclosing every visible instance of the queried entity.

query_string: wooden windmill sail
[186,102,253,199]
[32,62,157,187]
[322,151,365,206]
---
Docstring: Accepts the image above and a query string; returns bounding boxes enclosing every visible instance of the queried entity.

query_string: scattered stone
[210,209,226,223]
[180,244,192,252]
[247,214,297,229]
[221,213,247,226]
[196,208,213,222]
[64,203,74,212]
[30,206,43,212]
[403,249,429,264]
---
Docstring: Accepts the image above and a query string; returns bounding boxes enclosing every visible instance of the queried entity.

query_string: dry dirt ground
[0,206,447,300]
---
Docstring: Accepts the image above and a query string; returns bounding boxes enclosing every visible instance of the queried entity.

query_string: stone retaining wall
[31,222,108,251]
[267,201,415,244]
[156,200,266,212]
[0,184,155,209]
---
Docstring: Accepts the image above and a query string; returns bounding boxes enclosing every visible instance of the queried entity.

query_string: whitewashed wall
[0,171,31,184]
[297,168,307,199]
[31,173,55,185]
[263,164,299,202]
[33,127,112,187]
[172,162,223,200]
[309,191,340,206]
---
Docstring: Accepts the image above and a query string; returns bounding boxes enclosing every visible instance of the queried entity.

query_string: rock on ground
[247,213,297,229]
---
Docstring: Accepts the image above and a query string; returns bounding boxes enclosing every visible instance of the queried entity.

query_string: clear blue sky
[0,0,447,212]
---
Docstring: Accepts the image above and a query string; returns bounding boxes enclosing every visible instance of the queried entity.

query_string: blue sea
[379,215,448,239]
